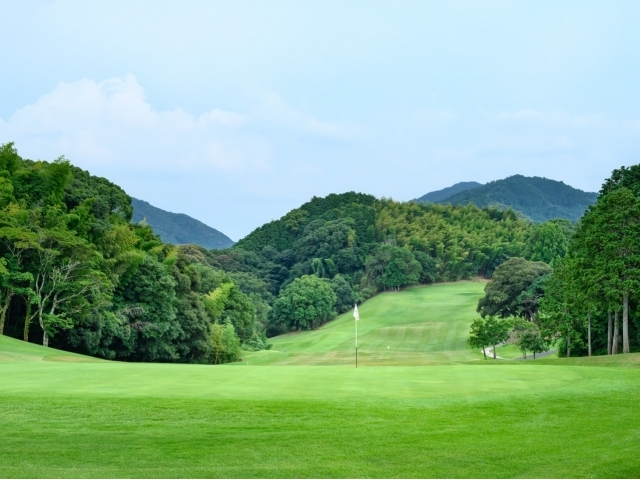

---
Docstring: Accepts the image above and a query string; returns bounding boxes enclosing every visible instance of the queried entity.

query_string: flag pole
[354,303,359,369]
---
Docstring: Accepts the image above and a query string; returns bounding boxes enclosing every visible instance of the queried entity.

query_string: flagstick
[354,304,359,369]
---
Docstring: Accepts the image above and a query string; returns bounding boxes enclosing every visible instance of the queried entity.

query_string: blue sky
[1,0,639,240]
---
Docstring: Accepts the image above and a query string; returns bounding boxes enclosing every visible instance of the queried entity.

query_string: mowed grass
[2,282,640,478]
[0,334,103,362]
[245,280,487,365]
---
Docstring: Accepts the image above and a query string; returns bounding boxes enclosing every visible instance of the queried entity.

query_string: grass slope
[0,335,102,362]
[247,280,487,365]
[2,282,640,478]
[132,197,234,249]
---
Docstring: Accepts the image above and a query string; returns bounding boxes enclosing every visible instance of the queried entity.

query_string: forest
[0,141,633,363]
[470,166,640,358]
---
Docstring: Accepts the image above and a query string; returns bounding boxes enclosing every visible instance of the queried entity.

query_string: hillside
[132,198,234,249]
[229,192,532,296]
[416,175,598,222]
[414,181,482,203]
[244,281,487,365]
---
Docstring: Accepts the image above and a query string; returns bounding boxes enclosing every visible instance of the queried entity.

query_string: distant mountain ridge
[414,175,598,222]
[414,181,482,203]
[131,198,234,249]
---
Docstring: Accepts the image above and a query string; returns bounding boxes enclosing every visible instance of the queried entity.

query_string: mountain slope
[418,175,598,222]
[132,198,234,249]
[414,181,482,203]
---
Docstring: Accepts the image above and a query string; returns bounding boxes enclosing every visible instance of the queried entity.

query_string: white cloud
[0,75,354,174]
[0,75,358,239]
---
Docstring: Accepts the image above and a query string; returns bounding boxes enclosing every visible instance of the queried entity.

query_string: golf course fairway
[2,281,640,478]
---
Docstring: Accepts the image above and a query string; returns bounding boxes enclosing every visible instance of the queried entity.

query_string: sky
[1,1,639,240]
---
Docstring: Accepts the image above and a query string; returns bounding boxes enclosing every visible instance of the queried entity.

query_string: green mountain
[414,181,482,203]
[131,198,234,249]
[416,175,598,222]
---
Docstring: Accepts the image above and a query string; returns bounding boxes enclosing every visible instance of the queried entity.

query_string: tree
[0,226,40,335]
[115,255,180,361]
[572,188,640,354]
[468,318,491,360]
[330,274,356,314]
[468,316,510,359]
[216,284,256,344]
[526,220,569,265]
[365,245,422,291]
[269,275,336,331]
[413,250,436,284]
[484,316,511,359]
[29,229,109,347]
[513,319,547,359]
[538,258,586,357]
[600,164,640,197]
[516,274,550,324]
[209,322,241,364]
[477,257,551,321]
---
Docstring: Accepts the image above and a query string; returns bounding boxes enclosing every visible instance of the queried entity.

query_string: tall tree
[573,188,640,354]
[0,226,39,335]
[29,229,108,347]
[538,258,587,357]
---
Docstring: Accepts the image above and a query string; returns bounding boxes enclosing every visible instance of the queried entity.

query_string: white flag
[353,304,360,321]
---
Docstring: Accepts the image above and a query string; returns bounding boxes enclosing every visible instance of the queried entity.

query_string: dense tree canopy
[269,275,336,331]
[538,166,640,357]
[477,257,551,321]
[0,143,266,363]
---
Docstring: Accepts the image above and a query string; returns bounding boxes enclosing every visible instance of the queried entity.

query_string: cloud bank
[1,75,638,239]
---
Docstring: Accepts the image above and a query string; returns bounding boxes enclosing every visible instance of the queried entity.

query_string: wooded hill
[132,198,234,249]
[415,175,598,222]
[414,181,481,203]
[0,142,576,363]
[227,192,573,336]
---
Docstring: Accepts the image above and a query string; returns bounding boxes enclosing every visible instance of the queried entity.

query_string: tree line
[471,165,640,358]
[0,143,266,363]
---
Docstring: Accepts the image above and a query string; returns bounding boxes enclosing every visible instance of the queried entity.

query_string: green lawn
[245,280,487,365]
[2,281,640,478]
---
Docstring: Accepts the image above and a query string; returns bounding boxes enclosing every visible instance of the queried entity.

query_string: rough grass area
[2,282,640,478]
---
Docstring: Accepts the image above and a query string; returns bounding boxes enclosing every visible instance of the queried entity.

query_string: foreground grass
[2,355,640,478]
